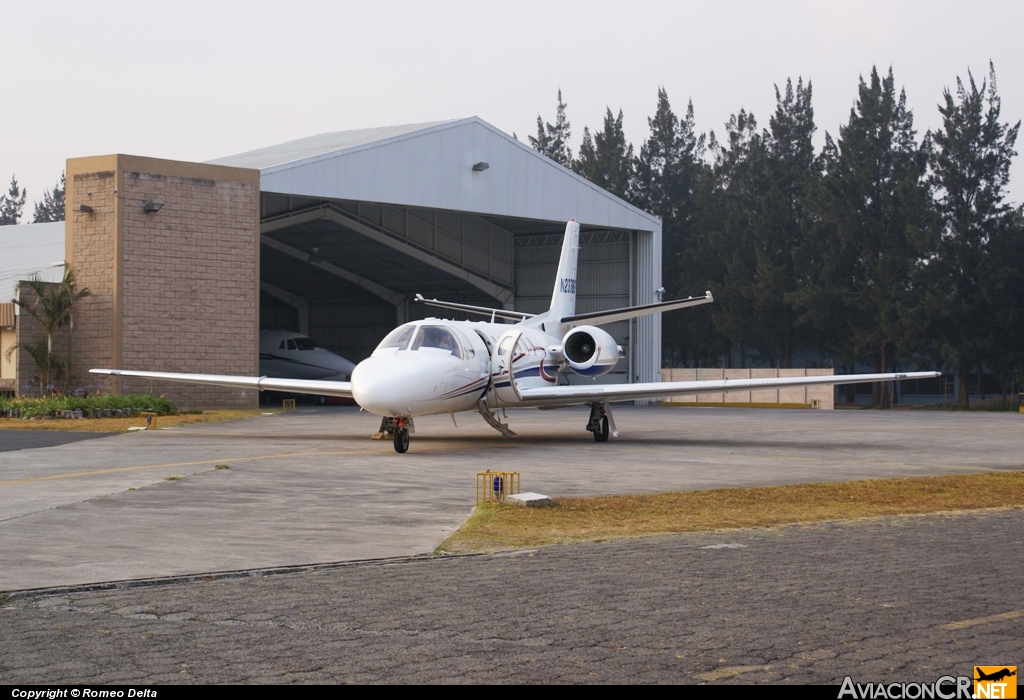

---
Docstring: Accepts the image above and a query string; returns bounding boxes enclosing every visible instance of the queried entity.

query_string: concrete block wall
[67,155,260,407]
[68,169,117,392]
[659,368,836,409]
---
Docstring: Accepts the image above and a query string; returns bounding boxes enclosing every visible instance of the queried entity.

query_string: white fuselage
[350,318,604,419]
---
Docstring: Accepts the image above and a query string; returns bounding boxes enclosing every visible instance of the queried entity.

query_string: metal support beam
[260,206,330,234]
[324,208,514,304]
[260,282,309,334]
[259,204,514,304]
[260,235,406,308]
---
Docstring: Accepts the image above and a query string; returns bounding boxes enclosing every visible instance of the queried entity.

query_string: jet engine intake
[561,326,621,377]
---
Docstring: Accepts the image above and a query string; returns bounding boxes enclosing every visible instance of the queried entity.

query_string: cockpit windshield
[411,325,464,359]
[373,324,466,359]
[375,325,416,351]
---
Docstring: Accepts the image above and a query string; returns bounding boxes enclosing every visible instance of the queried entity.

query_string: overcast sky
[4,0,1023,213]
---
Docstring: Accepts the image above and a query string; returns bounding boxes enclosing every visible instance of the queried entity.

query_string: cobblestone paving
[2,509,1021,684]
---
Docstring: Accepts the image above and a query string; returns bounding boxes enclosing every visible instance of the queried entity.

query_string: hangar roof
[0,222,65,298]
[209,117,659,232]
[207,120,458,170]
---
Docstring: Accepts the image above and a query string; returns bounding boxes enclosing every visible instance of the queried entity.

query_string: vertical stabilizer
[548,220,580,321]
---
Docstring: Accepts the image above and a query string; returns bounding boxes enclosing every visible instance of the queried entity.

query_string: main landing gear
[586,401,619,442]
[378,416,412,453]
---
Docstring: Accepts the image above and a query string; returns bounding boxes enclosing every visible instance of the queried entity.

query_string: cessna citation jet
[259,330,355,381]
[92,220,939,453]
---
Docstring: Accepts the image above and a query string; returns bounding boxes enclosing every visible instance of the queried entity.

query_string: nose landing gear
[394,423,410,453]
[376,416,413,453]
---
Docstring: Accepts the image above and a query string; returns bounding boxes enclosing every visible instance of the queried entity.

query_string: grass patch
[214,464,230,470]
[0,409,268,433]
[163,475,185,481]
[439,471,1024,554]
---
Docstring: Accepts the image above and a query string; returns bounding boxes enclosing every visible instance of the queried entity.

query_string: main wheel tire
[593,415,609,442]
[394,426,410,453]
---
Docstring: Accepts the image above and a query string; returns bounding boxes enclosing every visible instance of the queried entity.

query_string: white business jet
[92,220,939,453]
[259,330,355,381]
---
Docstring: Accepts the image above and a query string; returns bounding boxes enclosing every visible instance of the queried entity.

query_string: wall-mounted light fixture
[143,199,164,213]
[76,204,94,214]
[472,161,490,172]
[308,247,323,264]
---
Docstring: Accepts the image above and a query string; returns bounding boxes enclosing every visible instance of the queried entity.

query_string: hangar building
[11,117,663,406]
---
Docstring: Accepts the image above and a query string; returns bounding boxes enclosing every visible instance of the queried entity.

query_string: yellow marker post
[476,471,520,504]
[140,412,157,429]
[282,399,296,411]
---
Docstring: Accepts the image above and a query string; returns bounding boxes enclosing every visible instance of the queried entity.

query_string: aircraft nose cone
[351,353,455,416]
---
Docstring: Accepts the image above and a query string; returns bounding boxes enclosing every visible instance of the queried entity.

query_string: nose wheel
[393,425,410,453]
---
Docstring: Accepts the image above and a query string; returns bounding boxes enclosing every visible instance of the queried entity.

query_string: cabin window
[497,335,516,356]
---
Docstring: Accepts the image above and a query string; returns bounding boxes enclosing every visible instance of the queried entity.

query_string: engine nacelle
[560,325,622,377]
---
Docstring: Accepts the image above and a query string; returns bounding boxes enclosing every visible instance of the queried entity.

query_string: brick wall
[69,170,117,394]
[68,156,260,407]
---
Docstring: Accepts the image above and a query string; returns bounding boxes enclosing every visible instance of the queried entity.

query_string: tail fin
[548,219,580,321]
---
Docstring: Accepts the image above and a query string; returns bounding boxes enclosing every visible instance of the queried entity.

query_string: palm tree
[5,265,90,392]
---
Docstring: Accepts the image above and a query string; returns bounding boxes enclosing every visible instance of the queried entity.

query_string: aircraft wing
[515,371,941,407]
[89,369,354,398]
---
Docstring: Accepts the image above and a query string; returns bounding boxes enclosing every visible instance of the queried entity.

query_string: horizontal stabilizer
[561,291,713,326]
[414,294,533,322]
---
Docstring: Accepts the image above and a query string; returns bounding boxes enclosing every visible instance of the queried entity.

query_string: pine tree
[591,108,634,200]
[707,109,767,367]
[632,89,705,222]
[0,175,27,225]
[573,127,598,181]
[528,89,573,167]
[632,88,709,365]
[33,172,66,223]
[800,67,931,406]
[748,77,818,367]
[920,63,1020,407]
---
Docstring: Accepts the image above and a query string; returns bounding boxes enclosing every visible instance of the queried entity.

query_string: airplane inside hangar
[4,117,665,405]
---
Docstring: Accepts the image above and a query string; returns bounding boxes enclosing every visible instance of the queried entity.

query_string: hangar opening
[255,197,635,381]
